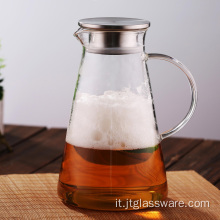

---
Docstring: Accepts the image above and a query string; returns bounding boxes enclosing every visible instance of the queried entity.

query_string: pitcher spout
[74,28,87,46]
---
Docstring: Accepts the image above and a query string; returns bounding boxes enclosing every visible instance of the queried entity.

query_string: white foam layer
[66,90,160,150]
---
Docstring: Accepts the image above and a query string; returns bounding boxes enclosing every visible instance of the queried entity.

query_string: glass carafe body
[58,18,197,211]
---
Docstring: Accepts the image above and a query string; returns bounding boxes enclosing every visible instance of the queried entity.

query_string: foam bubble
[66,90,160,150]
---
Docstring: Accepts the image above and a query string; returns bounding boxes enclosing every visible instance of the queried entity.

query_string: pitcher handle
[146,53,197,140]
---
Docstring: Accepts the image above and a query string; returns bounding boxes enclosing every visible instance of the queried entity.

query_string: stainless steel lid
[76,17,150,54]
[78,17,150,30]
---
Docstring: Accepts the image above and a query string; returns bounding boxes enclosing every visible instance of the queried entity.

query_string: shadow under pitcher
[57,17,197,211]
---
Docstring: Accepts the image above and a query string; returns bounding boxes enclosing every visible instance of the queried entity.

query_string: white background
[0,0,219,140]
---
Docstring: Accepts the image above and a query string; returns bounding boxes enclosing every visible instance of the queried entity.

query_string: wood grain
[161,137,203,168]
[36,156,62,173]
[0,125,46,154]
[215,180,220,189]
[168,140,220,185]
[0,128,66,174]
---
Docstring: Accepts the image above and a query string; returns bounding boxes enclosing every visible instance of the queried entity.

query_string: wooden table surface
[0,125,219,189]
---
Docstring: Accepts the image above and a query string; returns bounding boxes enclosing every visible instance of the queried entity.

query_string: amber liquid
[58,143,167,210]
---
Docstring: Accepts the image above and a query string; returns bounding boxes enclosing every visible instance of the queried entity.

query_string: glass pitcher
[57,17,197,211]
